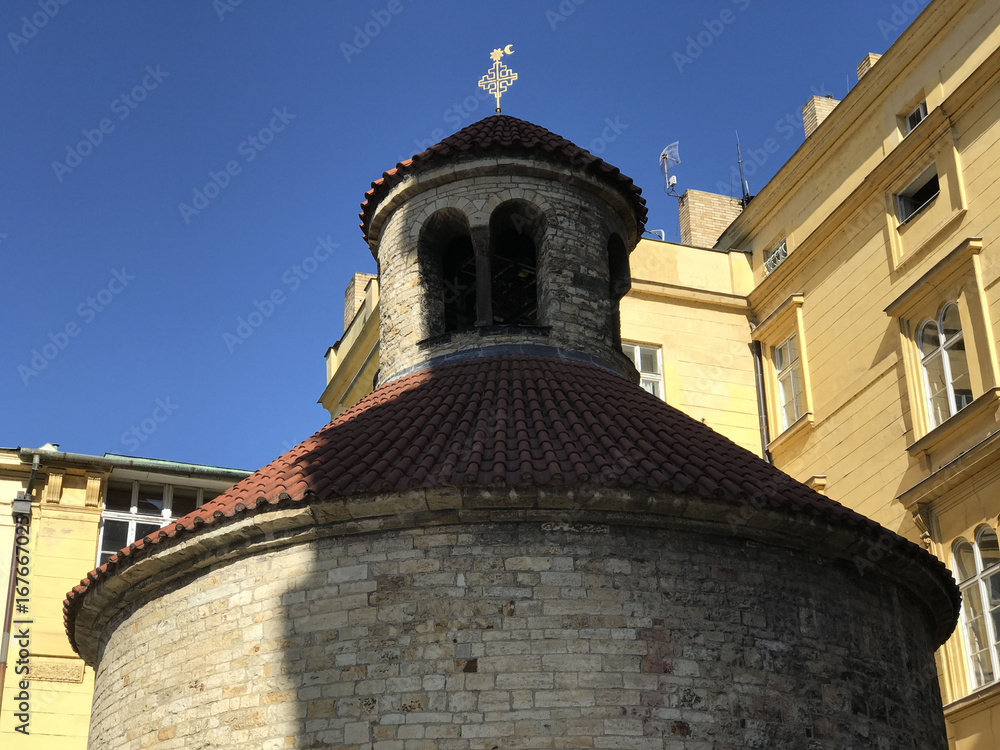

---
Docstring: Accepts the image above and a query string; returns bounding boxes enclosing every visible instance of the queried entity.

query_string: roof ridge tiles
[360,114,647,246]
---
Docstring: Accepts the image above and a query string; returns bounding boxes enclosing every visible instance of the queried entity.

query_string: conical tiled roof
[65,353,959,648]
[360,115,647,246]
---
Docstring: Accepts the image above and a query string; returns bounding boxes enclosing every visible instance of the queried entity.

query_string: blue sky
[1,0,925,470]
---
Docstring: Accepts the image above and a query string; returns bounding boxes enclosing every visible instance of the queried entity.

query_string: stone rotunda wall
[87,518,946,749]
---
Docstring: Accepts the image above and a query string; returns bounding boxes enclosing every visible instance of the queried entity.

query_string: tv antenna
[659,142,680,196]
[735,131,751,207]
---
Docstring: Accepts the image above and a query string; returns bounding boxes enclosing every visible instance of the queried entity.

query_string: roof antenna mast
[736,131,751,208]
[659,141,681,196]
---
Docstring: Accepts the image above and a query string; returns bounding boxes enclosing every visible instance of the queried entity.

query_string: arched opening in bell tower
[418,209,476,335]
[607,233,630,347]
[489,201,542,326]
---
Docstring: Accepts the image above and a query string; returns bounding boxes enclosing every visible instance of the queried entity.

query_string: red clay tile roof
[360,115,647,248]
[65,353,958,648]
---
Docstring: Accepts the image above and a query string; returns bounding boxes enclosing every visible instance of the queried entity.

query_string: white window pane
[980,530,1000,571]
[918,321,939,357]
[100,519,129,554]
[786,334,798,363]
[638,346,659,375]
[624,343,664,401]
[172,486,199,517]
[778,372,796,428]
[137,484,164,516]
[640,378,662,399]
[793,374,807,421]
[135,522,161,542]
[924,352,949,427]
[941,304,962,340]
[955,540,977,581]
[987,570,1000,612]
[947,342,973,412]
[964,585,996,687]
[105,481,133,512]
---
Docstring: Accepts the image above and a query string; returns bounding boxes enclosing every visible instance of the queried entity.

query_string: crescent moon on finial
[504,44,514,55]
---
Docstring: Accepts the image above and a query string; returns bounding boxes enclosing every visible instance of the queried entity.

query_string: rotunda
[67,115,959,749]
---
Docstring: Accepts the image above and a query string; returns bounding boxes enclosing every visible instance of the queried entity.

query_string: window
[97,479,216,565]
[764,239,788,275]
[895,164,940,223]
[955,528,1000,690]
[918,302,973,428]
[905,101,928,134]
[774,333,805,430]
[884,238,998,444]
[622,342,664,399]
[751,293,814,444]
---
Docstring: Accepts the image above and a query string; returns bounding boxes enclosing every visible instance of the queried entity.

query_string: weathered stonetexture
[369,158,639,383]
[86,518,947,749]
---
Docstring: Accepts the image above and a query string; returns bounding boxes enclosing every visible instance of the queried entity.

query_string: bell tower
[360,114,646,384]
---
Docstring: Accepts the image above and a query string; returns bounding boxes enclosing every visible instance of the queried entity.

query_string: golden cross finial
[479,45,517,113]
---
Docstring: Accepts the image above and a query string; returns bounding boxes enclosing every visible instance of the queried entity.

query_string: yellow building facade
[0,446,248,749]
[714,1,1000,742]
[320,1,1000,745]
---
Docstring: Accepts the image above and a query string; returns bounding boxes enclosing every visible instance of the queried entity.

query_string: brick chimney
[678,189,743,248]
[344,272,376,332]
[802,95,840,139]
[857,53,882,80]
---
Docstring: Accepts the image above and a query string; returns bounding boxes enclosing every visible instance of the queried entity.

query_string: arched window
[954,528,1000,689]
[919,302,972,428]
[489,201,541,326]
[418,209,476,335]
[607,234,629,348]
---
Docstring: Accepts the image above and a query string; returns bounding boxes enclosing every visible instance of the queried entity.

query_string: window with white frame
[895,164,940,223]
[918,302,973,429]
[955,528,1000,690]
[622,342,664,399]
[774,333,805,430]
[98,479,220,565]
[905,101,928,134]
[764,239,788,275]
